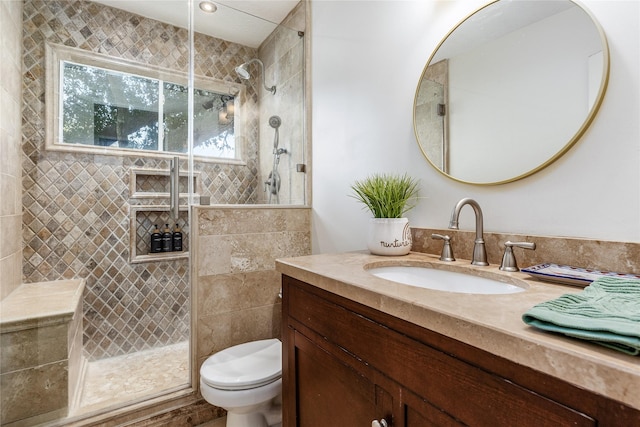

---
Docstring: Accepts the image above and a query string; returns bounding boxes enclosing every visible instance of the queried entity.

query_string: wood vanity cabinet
[281,275,640,427]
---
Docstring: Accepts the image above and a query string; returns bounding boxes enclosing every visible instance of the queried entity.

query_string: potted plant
[350,173,420,256]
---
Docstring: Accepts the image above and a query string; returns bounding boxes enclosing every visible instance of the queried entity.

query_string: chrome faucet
[448,198,488,266]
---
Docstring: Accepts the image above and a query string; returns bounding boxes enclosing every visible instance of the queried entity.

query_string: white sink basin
[367,265,526,294]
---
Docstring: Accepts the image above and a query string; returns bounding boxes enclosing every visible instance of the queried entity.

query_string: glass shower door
[18,0,192,422]
[191,1,307,207]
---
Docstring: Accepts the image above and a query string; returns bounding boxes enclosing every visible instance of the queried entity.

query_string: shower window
[47,43,244,162]
[62,62,161,150]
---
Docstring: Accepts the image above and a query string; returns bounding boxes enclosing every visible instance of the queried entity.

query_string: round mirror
[413,0,609,185]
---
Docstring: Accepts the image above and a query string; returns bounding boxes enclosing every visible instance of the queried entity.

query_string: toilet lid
[200,339,282,390]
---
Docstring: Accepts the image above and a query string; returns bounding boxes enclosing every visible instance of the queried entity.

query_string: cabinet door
[291,330,393,427]
[402,389,464,427]
[283,276,639,427]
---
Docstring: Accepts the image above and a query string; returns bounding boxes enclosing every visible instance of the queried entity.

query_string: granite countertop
[0,279,85,333]
[275,251,640,410]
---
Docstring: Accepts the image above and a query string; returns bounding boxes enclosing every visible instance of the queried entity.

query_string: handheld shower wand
[269,115,281,151]
[265,116,286,204]
[235,58,276,94]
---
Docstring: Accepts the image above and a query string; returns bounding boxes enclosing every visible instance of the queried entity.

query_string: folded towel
[522,276,640,355]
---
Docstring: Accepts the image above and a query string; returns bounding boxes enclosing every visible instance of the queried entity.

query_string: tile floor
[197,418,226,427]
[71,341,190,416]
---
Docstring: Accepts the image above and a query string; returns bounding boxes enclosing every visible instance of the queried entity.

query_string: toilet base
[225,399,281,427]
[227,411,267,427]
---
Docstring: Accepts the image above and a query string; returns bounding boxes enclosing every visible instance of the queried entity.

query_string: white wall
[311,0,640,254]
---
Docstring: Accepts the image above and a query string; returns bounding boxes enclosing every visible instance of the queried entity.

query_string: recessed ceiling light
[199,1,217,14]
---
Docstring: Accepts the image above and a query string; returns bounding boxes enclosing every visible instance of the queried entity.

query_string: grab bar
[170,156,180,220]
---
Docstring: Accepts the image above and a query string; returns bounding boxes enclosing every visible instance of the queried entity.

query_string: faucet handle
[499,241,536,272]
[431,233,455,262]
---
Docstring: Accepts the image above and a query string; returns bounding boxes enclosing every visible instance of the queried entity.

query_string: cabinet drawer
[286,279,595,427]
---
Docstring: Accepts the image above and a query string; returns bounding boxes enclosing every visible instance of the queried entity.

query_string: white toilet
[200,338,282,427]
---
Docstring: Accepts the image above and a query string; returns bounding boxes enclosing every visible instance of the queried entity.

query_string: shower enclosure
[4,0,306,425]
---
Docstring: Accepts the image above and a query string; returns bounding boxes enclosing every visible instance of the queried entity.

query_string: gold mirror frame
[413,0,610,185]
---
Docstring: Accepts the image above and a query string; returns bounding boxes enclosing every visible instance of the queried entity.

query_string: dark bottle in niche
[172,223,183,252]
[150,224,162,253]
[162,224,173,252]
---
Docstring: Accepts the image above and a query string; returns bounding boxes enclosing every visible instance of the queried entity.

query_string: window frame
[45,43,246,164]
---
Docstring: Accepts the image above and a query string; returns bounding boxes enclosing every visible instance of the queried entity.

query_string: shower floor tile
[72,341,189,416]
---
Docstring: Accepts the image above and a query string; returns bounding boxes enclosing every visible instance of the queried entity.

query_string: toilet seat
[201,338,282,391]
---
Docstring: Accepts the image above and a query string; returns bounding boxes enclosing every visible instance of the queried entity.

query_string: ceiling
[93,0,300,48]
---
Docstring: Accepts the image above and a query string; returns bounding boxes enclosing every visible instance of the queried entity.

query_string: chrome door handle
[170,156,180,220]
[372,419,388,427]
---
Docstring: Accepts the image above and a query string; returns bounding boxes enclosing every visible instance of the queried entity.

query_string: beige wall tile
[227,231,311,273]
[282,207,311,231]
[0,0,22,301]
[0,214,22,259]
[0,173,18,217]
[0,361,68,424]
[0,252,22,300]
[198,270,281,316]
[0,324,68,374]
[193,206,310,367]
[198,207,309,236]
[412,228,640,274]
[198,235,233,276]
[197,304,282,360]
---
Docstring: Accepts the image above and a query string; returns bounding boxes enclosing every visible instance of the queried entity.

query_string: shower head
[269,115,281,129]
[235,63,251,80]
[234,58,276,94]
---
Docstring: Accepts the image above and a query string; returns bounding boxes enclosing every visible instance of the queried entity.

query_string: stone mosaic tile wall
[22,0,260,360]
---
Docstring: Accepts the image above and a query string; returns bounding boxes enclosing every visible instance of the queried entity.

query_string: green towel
[522,276,640,355]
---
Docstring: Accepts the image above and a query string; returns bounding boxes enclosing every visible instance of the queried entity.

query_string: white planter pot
[367,218,412,256]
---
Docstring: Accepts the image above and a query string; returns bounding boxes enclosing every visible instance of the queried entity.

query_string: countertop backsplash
[411,228,640,277]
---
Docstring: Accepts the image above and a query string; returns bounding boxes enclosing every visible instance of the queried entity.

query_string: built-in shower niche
[130,207,189,263]
[129,168,196,263]
[129,167,201,200]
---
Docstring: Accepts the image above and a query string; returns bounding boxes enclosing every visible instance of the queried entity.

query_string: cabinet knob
[372,419,388,427]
